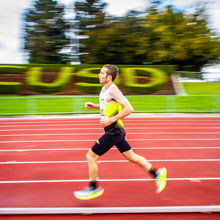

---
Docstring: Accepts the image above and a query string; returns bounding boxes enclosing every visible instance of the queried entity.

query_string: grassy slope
[182,82,220,95]
[0,95,220,115]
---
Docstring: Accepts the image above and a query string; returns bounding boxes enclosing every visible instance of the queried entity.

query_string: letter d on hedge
[121,67,168,94]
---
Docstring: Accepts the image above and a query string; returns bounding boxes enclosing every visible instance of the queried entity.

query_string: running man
[74,64,167,200]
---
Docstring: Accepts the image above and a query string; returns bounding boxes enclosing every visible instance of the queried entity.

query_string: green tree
[81,11,146,64]
[72,0,220,69]
[73,0,106,63]
[24,0,70,64]
[143,5,220,70]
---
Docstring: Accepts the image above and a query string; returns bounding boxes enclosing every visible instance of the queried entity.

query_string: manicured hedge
[0,64,175,94]
[0,65,25,94]
[76,68,100,84]
[0,82,22,94]
[75,82,103,94]
[121,67,169,94]
[75,67,120,93]
[26,67,74,93]
[0,65,27,74]
[118,64,175,75]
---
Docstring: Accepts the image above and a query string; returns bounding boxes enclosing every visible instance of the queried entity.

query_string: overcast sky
[0,0,219,64]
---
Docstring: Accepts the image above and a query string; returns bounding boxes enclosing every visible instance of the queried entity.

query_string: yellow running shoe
[74,186,104,200]
[155,167,167,193]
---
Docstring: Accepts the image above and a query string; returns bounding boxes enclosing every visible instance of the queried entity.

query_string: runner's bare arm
[108,87,134,123]
[85,102,100,110]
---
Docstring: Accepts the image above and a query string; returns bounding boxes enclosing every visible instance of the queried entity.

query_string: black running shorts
[91,132,132,156]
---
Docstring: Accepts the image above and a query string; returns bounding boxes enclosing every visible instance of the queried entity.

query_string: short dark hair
[104,64,119,82]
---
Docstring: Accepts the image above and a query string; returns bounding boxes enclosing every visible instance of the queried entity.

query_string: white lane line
[0,148,90,152]
[0,133,102,136]
[1,205,220,214]
[1,159,220,164]
[1,132,220,137]
[1,127,220,131]
[2,119,220,124]
[1,146,220,152]
[1,121,220,126]
[0,177,220,184]
[1,138,220,143]
[0,124,99,128]
[1,122,220,128]
[1,119,220,123]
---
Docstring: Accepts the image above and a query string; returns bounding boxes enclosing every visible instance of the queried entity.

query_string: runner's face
[99,67,110,84]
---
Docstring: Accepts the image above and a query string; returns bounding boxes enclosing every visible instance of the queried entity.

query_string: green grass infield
[0,95,220,116]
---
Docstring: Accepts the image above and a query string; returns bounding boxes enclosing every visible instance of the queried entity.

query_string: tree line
[23,0,220,70]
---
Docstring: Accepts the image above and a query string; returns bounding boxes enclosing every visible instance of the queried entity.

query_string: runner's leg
[86,149,99,182]
[87,133,124,187]
[74,133,124,200]
[117,137,167,193]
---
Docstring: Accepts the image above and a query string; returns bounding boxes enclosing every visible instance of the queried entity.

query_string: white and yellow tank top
[99,84,125,134]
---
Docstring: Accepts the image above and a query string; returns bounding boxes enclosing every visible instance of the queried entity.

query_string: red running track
[0,116,220,219]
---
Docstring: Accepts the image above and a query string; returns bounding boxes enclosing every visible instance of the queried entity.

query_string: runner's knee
[86,150,98,163]
[86,151,93,162]
[123,151,138,163]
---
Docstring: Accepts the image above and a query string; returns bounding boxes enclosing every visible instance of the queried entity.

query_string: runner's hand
[85,102,94,110]
[100,116,113,127]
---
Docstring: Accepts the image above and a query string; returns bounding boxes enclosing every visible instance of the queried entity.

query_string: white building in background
[201,63,220,82]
